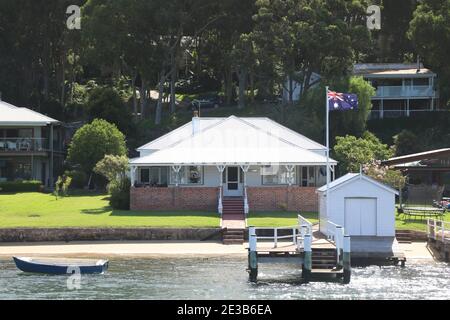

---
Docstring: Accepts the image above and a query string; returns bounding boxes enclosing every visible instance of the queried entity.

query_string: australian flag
[327,91,358,111]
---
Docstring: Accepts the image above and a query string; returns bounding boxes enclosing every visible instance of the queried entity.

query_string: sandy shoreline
[0,240,248,258]
[0,240,438,261]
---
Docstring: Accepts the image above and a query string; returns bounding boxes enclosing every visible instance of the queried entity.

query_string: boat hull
[13,257,108,274]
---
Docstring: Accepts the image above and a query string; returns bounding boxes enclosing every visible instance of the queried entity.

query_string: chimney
[192,110,200,135]
[416,55,421,73]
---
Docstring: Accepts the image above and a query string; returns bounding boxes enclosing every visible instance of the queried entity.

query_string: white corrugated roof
[317,173,359,192]
[137,118,222,150]
[317,173,398,194]
[0,100,59,126]
[131,116,335,166]
[137,116,326,151]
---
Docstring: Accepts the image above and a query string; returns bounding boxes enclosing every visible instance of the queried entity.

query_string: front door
[224,166,243,196]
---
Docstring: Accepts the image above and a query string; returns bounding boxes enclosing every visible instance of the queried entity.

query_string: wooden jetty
[247,215,351,284]
[427,219,450,262]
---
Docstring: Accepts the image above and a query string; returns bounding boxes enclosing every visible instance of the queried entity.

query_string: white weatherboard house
[0,100,63,186]
[129,115,337,213]
[318,173,399,255]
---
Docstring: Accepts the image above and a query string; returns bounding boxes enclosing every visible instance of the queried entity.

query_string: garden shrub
[64,170,87,188]
[0,180,43,193]
[108,178,130,210]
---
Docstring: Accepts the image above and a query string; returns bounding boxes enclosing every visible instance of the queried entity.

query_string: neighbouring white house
[353,63,439,119]
[317,173,399,255]
[0,100,64,186]
[282,72,321,103]
[129,114,337,213]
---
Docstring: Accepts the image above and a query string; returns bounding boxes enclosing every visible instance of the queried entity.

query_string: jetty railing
[427,218,450,243]
[253,225,300,248]
[326,220,346,266]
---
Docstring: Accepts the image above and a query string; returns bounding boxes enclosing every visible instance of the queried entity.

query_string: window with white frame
[169,166,203,185]
[261,165,295,185]
[139,167,168,186]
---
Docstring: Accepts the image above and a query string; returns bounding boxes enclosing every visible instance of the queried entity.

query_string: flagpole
[325,86,330,226]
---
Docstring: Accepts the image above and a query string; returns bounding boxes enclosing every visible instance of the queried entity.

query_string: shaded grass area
[247,211,318,227]
[395,208,450,232]
[0,192,219,228]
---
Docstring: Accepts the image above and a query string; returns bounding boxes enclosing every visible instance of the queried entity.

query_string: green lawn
[0,192,219,228]
[1,192,448,231]
[247,211,318,227]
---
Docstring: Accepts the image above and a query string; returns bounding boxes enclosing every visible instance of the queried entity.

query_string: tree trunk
[60,51,66,111]
[288,74,294,105]
[225,69,233,106]
[131,71,138,119]
[170,64,176,114]
[155,72,167,125]
[140,78,147,119]
[249,71,255,104]
[238,68,247,109]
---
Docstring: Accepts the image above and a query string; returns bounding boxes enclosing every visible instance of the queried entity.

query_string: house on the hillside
[0,100,64,186]
[129,114,336,213]
[353,63,439,119]
[383,148,450,197]
[282,72,321,103]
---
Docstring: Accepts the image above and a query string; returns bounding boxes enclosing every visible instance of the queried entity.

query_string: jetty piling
[343,235,351,284]
[302,234,312,283]
[248,226,258,282]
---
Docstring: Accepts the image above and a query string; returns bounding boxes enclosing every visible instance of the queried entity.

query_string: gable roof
[353,63,435,78]
[317,173,398,195]
[131,116,335,166]
[383,148,450,166]
[137,116,326,151]
[0,100,60,126]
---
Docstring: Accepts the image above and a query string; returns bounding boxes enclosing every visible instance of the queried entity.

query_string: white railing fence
[427,218,450,242]
[253,226,299,248]
[250,213,315,250]
[326,220,345,265]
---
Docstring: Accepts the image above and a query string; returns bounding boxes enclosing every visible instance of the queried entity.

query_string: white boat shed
[317,173,399,254]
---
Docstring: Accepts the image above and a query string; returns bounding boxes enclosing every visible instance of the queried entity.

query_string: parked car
[189,94,224,110]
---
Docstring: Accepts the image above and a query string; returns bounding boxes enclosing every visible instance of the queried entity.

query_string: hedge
[0,180,43,192]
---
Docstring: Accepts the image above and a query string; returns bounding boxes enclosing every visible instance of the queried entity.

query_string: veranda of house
[130,164,330,212]
[129,115,337,214]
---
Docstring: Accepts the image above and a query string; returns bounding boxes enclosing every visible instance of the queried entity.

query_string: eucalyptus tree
[252,0,372,105]
[408,0,450,106]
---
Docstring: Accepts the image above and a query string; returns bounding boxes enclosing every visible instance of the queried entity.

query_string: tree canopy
[67,119,127,175]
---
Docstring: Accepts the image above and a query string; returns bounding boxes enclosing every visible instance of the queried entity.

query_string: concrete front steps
[222,228,245,245]
[221,197,245,245]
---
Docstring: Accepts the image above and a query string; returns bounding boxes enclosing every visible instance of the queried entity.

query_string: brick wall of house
[247,186,318,212]
[130,186,219,211]
[130,186,318,212]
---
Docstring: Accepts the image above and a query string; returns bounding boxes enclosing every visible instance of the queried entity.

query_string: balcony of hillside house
[374,85,436,99]
[0,138,49,153]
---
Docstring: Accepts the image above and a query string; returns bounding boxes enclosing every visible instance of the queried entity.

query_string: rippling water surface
[0,257,449,299]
